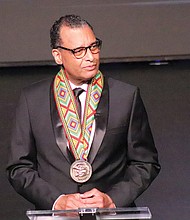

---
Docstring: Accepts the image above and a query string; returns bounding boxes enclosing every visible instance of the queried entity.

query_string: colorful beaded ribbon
[54,68,103,160]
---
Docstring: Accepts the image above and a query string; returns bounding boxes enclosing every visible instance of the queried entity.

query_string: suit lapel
[88,77,109,164]
[50,84,72,163]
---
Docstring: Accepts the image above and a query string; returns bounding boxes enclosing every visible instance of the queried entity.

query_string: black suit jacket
[7,74,160,209]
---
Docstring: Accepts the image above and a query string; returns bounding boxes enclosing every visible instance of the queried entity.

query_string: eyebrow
[70,39,98,50]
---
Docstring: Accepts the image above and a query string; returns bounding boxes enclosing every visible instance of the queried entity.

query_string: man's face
[52,25,100,85]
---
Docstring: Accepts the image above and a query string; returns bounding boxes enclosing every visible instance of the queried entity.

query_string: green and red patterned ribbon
[54,68,103,160]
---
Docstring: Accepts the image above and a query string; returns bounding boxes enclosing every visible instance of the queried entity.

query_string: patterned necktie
[73,88,84,121]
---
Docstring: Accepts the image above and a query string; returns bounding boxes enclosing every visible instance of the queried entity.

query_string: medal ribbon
[54,68,103,160]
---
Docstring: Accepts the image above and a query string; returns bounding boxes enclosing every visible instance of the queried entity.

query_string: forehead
[59,25,96,47]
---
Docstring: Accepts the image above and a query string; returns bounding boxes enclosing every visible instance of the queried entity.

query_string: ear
[52,49,63,65]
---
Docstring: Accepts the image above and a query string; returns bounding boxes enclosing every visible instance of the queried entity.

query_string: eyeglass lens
[73,40,101,58]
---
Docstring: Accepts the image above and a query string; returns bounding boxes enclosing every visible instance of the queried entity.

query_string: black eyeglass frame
[55,38,102,59]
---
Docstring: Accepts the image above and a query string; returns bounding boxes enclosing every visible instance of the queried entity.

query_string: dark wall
[1,0,190,66]
[1,60,190,220]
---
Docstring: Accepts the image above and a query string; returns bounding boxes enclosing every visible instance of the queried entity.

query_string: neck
[63,69,93,86]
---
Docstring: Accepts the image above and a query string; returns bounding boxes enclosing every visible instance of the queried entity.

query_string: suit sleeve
[106,88,161,207]
[6,91,61,209]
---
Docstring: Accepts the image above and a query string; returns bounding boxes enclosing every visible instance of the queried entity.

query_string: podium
[26,207,152,220]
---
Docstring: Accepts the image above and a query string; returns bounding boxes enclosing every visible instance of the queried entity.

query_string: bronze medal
[70,160,92,183]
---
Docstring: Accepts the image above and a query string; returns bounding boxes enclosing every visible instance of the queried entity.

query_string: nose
[85,48,94,61]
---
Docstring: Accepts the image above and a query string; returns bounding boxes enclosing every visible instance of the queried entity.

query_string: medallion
[70,160,92,183]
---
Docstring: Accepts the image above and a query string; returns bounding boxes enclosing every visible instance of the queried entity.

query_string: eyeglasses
[56,38,102,59]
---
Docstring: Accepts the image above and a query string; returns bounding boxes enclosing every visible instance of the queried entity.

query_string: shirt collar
[69,81,88,92]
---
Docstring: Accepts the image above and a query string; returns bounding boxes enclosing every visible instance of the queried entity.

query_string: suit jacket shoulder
[23,77,54,99]
[107,76,137,92]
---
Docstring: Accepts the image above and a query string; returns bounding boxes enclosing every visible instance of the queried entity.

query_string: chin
[88,69,98,77]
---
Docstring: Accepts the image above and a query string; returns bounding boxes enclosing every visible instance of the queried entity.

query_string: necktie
[73,88,84,121]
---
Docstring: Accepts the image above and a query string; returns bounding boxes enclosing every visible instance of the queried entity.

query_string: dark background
[0,0,190,219]
[1,61,190,220]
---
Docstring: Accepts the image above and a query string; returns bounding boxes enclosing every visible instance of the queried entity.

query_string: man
[7,15,160,210]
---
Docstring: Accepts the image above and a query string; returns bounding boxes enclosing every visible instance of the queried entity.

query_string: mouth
[83,64,97,71]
